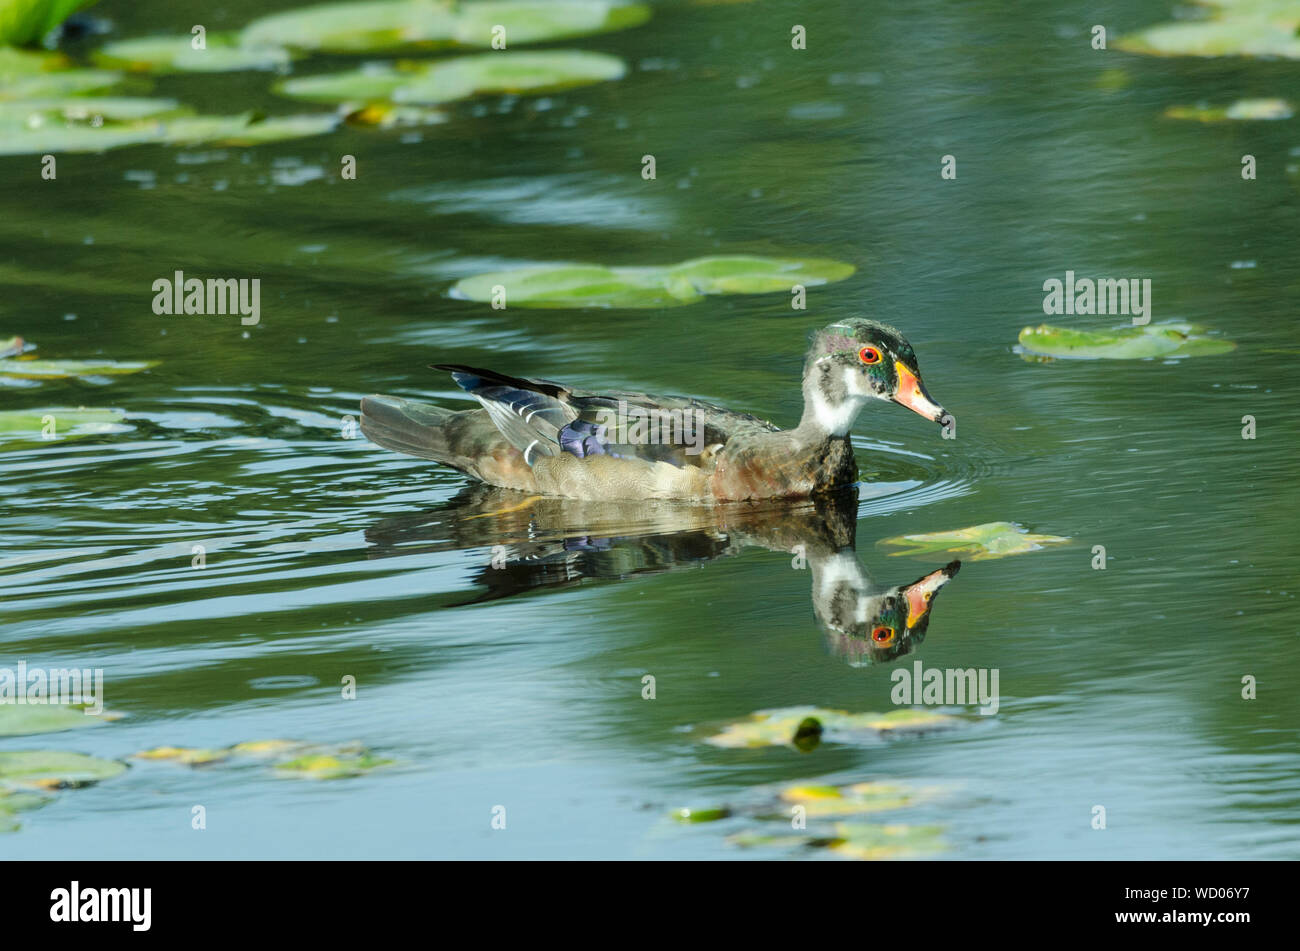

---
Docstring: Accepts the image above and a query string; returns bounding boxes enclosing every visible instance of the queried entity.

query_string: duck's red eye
[858,346,882,365]
[871,625,895,644]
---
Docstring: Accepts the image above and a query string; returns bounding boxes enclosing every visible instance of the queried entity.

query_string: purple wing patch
[558,419,608,458]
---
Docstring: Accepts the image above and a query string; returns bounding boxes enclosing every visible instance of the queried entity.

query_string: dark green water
[2,0,1299,858]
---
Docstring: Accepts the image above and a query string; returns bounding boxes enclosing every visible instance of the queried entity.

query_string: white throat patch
[809,367,868,436]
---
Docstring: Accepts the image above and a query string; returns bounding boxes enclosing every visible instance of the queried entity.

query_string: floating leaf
[0,0,98,46]
[274,752,395,779]
[0,357,157,378]
[228,739,304,757]
[878,521,1070,561]
[0,408,128,444]
[776,781,936,818]
[704,705,959,750]
[0,750,127,789]
[243,0,649,54]
[0,787,51,833]
[0,702,118,736]
[156,112,339,147]
[1164,98,1293,121]
[451,256,855,309]
[276,50,626,106]
[132,746,230,765]
[1017,322,1236,360]
[828,822,947,860]
[0,97,189,127]
[1118,2,1300,60]
[670,805,731,823]
[0,336,23,358]
[95,33,293,73]
[0,48,121,101]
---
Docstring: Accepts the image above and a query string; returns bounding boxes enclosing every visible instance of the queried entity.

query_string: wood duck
[360,318,946,501]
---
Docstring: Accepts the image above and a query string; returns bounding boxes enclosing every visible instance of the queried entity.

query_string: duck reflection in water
[364,486,959,666]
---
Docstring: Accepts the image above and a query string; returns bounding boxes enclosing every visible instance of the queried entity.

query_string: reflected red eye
[858,346,882,365]
[871,625,895,644]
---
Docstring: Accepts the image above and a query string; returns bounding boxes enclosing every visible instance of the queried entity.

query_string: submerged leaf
[451,256,855,309]
[828,822,947,859]
[878,521,1069,561]
[704,705,959,749]
[1018,322,1236,360]
[132,746,230,765]
[0,787,51,834]
[0,750,127,789]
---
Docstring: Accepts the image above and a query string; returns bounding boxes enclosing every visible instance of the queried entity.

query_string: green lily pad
[0,97,189,126]
[0,337,23,359]
[0,750,127,789]
[878,521,1070,561]
[1164,98,1293,121]
[1018,322,1236,360]
[0,48,121,101]
[828,822,947,859]
[156,112,339,147]
[704,705,959,750]
[670,805,732,823]
[274,752,396,779]
[451,256,856,309]
[0,0,98,46]
[95,32,293,73]
[276,49,626,106]
[0,702,119,736]
[243,0,649,54]
[0,357,157,378]
[1118,2,1300,59]
[0,786,52,833]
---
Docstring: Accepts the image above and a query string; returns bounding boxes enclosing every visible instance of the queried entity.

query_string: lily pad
[0,0,98,46]
[878,521,1070,561]
[0,47,121,100]
[0,787,51,833]
[777,781,937,818]
[0,750,127,789]
[704,705,959,750]
[276,50,627,106]
[273,752,395,779]
[451,256,856,309]
[242,0,650,54]
[0,337,23,359]
[1164,98,1293,121]
[0,357,157,378]
[132,746,230,765]
[1017,322,1236,360]
[1118,2,1300,59]
[0,408,127,442]
[670,805,731,823]
[0,702,118,736]
[828,822,947,860]
[95,33,293,73]
[156,112,340,147]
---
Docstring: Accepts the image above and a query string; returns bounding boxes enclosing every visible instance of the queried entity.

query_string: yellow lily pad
[132,746,230,765]
[828,822,947,860]
[274,752,395,779]
[777,781,936,818]
[878,521,1070,561]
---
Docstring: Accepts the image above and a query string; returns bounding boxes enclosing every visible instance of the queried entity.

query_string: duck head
[800,318,946,436]
[814,557,961,666]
